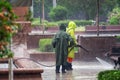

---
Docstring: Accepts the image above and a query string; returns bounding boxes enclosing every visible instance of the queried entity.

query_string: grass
[32,18,41,25]
[75,26,85,31]
[38,39,54,52]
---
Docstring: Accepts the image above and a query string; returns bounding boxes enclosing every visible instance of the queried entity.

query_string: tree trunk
[42,0,45,34]
[53,0,57,8]
[9,58,13,80]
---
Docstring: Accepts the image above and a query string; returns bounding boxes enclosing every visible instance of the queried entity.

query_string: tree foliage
[108,7,120,25]
[98,70,120,80]
[57,0,117,20]
[33,0,119,21]
[34,0,53,19]
[49,5,68,21]
[0,0,18,58]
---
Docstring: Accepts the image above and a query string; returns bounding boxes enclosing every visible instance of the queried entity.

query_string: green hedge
[56,20,93,27]
[108,7,120,25]
[39,39,54,52]
[49,5,68,21]
[32,18,94,27]
[98,70,120,80]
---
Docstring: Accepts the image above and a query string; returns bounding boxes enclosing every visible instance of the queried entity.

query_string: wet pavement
[12,44,114,80]
[40,61,113,80]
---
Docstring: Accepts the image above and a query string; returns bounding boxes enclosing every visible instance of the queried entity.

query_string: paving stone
[11,44,114,80]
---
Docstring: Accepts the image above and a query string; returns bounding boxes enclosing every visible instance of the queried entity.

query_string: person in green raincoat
[66,21,77,70]
[52,24,74,73]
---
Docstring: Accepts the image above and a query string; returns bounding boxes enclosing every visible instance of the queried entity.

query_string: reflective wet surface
[40,61,113,80]
[11,44,114,80]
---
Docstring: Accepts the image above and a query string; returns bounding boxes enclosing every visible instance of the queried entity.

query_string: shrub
[39,39,54,52]
[49,5,68,21]
[31,18,41,25]
[98,70,120,80]
[74,20,93,26]
[32,18,93,28]
[57,20,93,26]
[108,7,120,25]
[0,0,18,58]
[115,36,120,42]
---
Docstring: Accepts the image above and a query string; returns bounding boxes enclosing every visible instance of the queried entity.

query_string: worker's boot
[69,63,73,70]
[62,65,66,73]
[56,66,60,73]
[65,62,70,70]
[66,62,73,71]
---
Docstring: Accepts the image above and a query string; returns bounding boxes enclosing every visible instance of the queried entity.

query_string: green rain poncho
[52,26,73,66]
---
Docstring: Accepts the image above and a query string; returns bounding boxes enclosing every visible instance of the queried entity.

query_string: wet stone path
[40,61,113,80]
[11,44,114,80]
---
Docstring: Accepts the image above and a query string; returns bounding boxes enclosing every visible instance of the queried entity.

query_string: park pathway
[12,44,114,80]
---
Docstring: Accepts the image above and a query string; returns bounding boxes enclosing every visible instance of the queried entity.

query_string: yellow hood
[67,21,77,29]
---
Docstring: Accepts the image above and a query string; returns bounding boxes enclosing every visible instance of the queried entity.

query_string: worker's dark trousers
[56,65,66,72]
[56,66,60,73]
[66,62,72,70]
[61,65,66,72]
[56,65,66,73]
